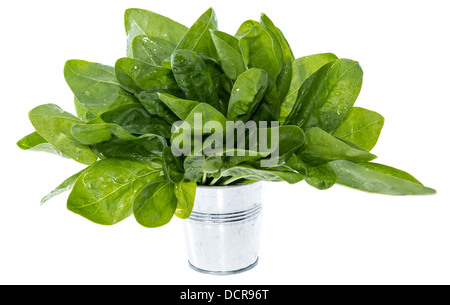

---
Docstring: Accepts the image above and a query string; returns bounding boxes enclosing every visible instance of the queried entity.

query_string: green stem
[209,177,221,186]
[220,176,241,186]
[202,172,207,184]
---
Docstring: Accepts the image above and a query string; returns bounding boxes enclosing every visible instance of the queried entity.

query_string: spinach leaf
[219,164,303,185]
[260,13,294,102]
[171,49,220,109]
[239,25,282,81]
[280,53,338,123]
[300,127,376,164]
[64,60,136,116]
[175,8,218,58]
[99,104,172,137]
[131,35,176,66]
[28,104,97,165]
[138,92,179,125]
[235,20,259,38]
[304,163,337,190]
[250,77,280,122]
[125,8,188,57]
[133,176,177,228]
[174,181,197,219]
[183,156,205,182]
[115,57,179,95]
[331,107,384,151]
[17,131,67,158]
[211,30,246,80]
[41,169,87,205]
[157,92,199,120]
[74,96,96,121]
[68,159,160,225]
[329,160,436,195]
[284,59,363,132]
[162,146,185,183]
[91,137,164,162]
[227,68,269,122]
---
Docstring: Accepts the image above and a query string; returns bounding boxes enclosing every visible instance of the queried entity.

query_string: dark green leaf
[239,26,282,81]
[171,49,219,109]
[138,92,179,125]
[162,146,185,183]
[157,92,199,120]
[227,68,269,122]
[175,8,218,58]
[285,58,363,132]
[211,30,246,80]
[115,57,179,95]
[280,53,338,123]
[300,127,376,164]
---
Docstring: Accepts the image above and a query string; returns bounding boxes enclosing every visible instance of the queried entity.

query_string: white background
[1,0,449,285]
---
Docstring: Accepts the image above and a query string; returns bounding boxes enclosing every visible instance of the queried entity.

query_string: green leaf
[210,30,246,80]
[285,58,363,132]
[220,164,303,185]
[305,163,337,190]
[17,132,67,158]
[175,8,218,58]
[28,104,97,165]
[74,96,96,121]
[68,159,160,225]
[171,49,219,109]
[125,8,188,57]
[280,53,338,123]
[235,20,259,38]
[251,77,280,122]
[133,176,177,228]
[260,13,294,102]
[100,104,172,137]
[41,169,87,205]
[91,137,165,162]
[300,127,376,164]
[170,103,227,155]
[131,35,176,66]
[329,160,436,195]
[183,156,205,182]
[227,68,269,122]
[157,92,199,120]
[64,60,136,116]
[174,181,197,219]
[162,146,185,183]
[239,26,282,81]
[138,92,179,125]
[331,107,384,151]
[114,57,179,95]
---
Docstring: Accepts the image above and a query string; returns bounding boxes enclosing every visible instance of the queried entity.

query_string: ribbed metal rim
[187,258,259,275]
[188,204,262,223]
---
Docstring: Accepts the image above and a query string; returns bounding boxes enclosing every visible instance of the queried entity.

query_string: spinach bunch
[17,8,435,228]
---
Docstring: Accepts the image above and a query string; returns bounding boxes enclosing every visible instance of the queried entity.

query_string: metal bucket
[183,182,263,275]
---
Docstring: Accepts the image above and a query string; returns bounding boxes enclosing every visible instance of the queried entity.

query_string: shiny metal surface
[183,182,263,274]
